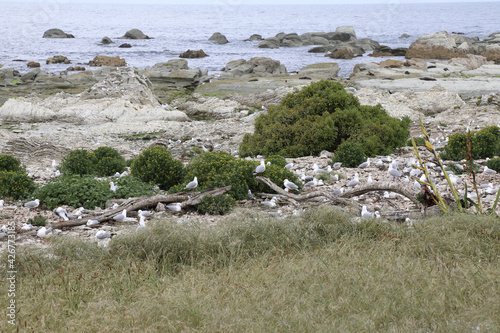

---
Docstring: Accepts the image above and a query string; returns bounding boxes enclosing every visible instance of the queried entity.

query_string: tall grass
[2,207,499,332]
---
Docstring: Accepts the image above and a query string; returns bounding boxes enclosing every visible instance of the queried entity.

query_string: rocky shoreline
[0,29,499,249]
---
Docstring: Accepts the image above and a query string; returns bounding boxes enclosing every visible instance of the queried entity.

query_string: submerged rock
[122,28,151,39]
[179,49,208,58]
[88,55,126,67]
[208,32,229,44]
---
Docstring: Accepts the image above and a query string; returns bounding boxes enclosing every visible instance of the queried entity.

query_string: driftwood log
[51,186,231,229]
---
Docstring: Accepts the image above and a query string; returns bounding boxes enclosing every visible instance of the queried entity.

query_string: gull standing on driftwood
[284,179,299,192]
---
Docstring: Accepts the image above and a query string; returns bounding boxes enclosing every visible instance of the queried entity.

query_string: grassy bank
[2,208,500,332]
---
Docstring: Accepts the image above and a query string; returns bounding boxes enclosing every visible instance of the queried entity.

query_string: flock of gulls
[1,141,499,246]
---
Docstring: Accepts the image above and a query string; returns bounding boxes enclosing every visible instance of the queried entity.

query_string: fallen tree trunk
[52,186,232,229]
[341,181,423,207]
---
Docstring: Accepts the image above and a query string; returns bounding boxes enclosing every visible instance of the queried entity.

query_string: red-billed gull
[284,179,299,192]
[185,177,198,190]
[254,160,266,175]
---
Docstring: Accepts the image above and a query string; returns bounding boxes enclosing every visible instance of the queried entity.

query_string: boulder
[281,33,302,47]
[27,61,40,68]
[43,28,74,38]
[326,47,356,59]
[326,32,353,42]
[482,45,500,64]
[406,31,467,59]
[88,55,126,67]
[379,60,404,68]
[20,69,40,82]
[482,32,500,44]
[67,66,86,71]
[400,33,410,38]
[179,49,208,58]
[219,57,287,79]
[308,46,334,53]
[298,63,340,78]
[122,28,151,39]
[370,45,407,57]
[258,37,281,49]
[101,36,113,44]
[245,34,263,41]
[448,54,490,70]
[208,32,228,44]
[119,43,132,48]
[151,59,189,71]
[171,93,250,119]
[46,55,71,65]
[335,26,357,40]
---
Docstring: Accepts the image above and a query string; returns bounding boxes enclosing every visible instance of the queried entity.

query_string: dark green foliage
[239,80,410,158]
[442,126,500,160]
[0,154,23,172]
[28,215,46,227]
[446,162,480,175]
[407,137,425,146]
[60,149,96,176]
[113,176,156,199]
[265,155,288,168]
[486,158,500,172]
[331,141,366,168]
[0,171,37,200]
[131,146,184,191]
[196,194,236,215]
[93,146,126,177]
[34,176,111,210]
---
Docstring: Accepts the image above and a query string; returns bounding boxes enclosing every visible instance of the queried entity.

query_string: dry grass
[2,207,500,332]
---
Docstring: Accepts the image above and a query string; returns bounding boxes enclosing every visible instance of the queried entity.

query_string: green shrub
[0,154,23,172]
[442,126,500,160]
[331,141,366,168]
[486,157,500,172]
[265,155,288,168]
[0,171,37,200]
[93,147,126,177]
[113,176,156,199]
[407,137,425,146]
[60,149,96,176]
[27,215,46,227]
[446,162,480,175]
[196,194,236,215]
[34,176,111,209]
[239,80,410,158]
[131,146,184,191]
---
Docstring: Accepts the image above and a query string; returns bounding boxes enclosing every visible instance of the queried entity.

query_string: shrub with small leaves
[60,149,96,176]
[131,146,184,190]
[0,154,23,172]
[331,141,366,168]
[0,171,37,200]
[113,176,156,199]
[265,155,288,168]
[486,157,500,172]
[93,146,126,177]
[27,215,46,227]
[196,194,236,215]
[442,126,500,160]
[34,175,111,209]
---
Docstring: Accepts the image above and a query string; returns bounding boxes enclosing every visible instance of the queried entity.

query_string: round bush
[486,157,500,172]
[0,154,23,172]
[34,175,111,209]
[0,171,37,200]
[265,155,288,168]
[442,126,500,160]
[131,146,184,190]
[239,80,410,158]
[93,146,126,177]
[331,141,366,168]
[196,194,236,215]
[113,176,156,199]
[60,149,96,176]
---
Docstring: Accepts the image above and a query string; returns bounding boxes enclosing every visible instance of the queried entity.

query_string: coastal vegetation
[239,80,411,158]
[4,207,499,331]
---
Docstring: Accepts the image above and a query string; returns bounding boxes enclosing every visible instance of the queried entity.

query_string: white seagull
[185,176,198,190]
[37,227,52,239]
[95,230,111,240]
[113,209,127,222]
[136,216,147,232]
[313,163,325,174]
[109,181,119,193]
[344,173,359,188]
[284,179,299,192]
[284,162,293,170]
[262,197,277,208]
[254,160,266,175]
[358,158,371,169]
[166,203,182,212]
[53,207,69,221]
[138,210,152,218]
[24,199,40,210]
[388,164,402,181]
[86,219,99,226]
[483,166,497,175]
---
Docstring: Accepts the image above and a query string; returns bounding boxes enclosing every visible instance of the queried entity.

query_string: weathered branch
[341,181,423,207]
[51,186,232,229]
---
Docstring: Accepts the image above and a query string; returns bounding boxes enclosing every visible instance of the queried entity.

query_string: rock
[258,37,281,49]
[379,60,404,68]
[101,36,113,44]
[88,55,126,67]
[170,93,250,119]
[406,31,467,59]
[400,33,410,38]
[122,28,151,39]
[308,46,333,53]
[482,32,500,44]
[335,26,357,40]
[119,43,132,48]
[482,45,500,64]
[20,69,40,82]
[326,47,356,59]
[208,32,228,44]
[245,34,263,41]
[448,54,491,70]
[67,66,86,71]
[27,61,40,68]
[219,57,287,79]
[370,45,407,57]
[43,28,74,38]
[179,49,208,58]
[46,55,71,65]
[405,59,427,69]
[281,33,302,47]
[151,59,189,71]
[298,63,340,78]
